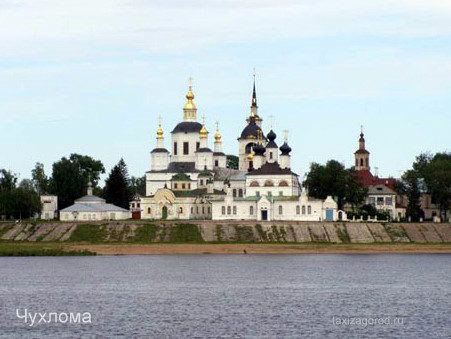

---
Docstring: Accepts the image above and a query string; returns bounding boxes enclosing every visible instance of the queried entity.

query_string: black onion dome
[359,132,365,142]
[253,143,266,156]
[240,117,264,140]
[267,130,276,141]
[151,148,169,153]
[171,121,203,134]
[280,142,292,155]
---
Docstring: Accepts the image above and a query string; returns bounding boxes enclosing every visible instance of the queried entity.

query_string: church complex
[132,79,340,222]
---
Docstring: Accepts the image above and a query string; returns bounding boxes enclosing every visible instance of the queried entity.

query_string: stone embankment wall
[1,221,450,243]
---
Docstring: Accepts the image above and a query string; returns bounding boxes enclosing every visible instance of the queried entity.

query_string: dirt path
[65,243,451,255]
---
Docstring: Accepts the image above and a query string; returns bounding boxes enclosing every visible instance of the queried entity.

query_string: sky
[1,0,450,183]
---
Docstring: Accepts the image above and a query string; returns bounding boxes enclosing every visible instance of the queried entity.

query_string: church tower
[183,79,197,122]
[213,123,227,168]
[354,126,370,171]
[238,76,265,171]
[151,118,170,171]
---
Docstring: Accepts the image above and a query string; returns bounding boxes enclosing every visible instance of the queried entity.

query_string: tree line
[0,154,146,220]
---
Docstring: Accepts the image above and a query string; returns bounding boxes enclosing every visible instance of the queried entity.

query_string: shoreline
[65,243,451,255]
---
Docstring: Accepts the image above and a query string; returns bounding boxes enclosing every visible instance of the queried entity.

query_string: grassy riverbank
[0,242,96,256]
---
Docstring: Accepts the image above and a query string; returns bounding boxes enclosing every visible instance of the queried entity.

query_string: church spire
[248,70,262,127]
[183,77,197,122]
[354,125,370,171]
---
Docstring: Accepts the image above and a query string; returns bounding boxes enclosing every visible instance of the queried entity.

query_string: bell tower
[354,126,370,171]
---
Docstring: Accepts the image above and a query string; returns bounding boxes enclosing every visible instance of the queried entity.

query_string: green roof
[171,173,191,181]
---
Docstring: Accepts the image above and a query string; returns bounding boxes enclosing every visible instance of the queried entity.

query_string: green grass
[0,242,95,256]
[170,224,204,243]
[134,224,159,242]
[69,224,108,243]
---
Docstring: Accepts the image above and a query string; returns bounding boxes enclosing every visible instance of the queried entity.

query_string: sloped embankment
[1,221,451,243]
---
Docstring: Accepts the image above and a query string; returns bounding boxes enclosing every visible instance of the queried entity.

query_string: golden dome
[200,124,208,138]
[215,125,221,143]
[184,86,196,110]
[157,125,164,139]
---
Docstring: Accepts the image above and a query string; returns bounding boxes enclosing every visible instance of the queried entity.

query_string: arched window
[279,181,289,187]
[264,180,274,187]
[148,207,151,214]
[250,181,260,187]
[222,206,226,215]
[302,206,306,215]
[308,205,312,215]
[179,207,183,213]
[296,205,300,215]
[245,143,256,154]
[233,189,237,197]
[238,189,243,197]
[233,206,237,215]
[250,206,254,215]
[227,206,231,215]
[360,158,364,167]
[279,205,283,215]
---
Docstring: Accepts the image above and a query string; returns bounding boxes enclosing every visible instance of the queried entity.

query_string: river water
[0,254,450,338]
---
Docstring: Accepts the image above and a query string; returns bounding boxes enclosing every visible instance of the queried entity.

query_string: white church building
[136,79,339,222]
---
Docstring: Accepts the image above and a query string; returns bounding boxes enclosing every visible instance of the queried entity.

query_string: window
[174,183,178,189]
[369,197,376,206]
[188,183,191,189]
[250,181,260,187]
[131,203,135,208]
[179,207,183,213]
[233,206,237,215]
[227,206,231,215]
[264,180,274,187]
[245,143,256,154]
[270,152,273,160]
[233,189,237,197]
[200,179,204,185]
[174,142,178,155]
[202,207,205,214]
[208,207,211,214]
[360,158,364,167]
[377,197,384,206]
[196,142,200,150]
[215,160,219,167]
[250,206,254,215]
[182,184,185,189]
[279,181,289,187]
[222,206,226,215]
[279,206,283,214]
[302,206,306,215]
[137,203,140,208]
[191,207,194,214]
[386,197,393,205]
[183,142,189,155]
[296,205,300,215]
[256,191,260,197]
[196,207,199,214]
[308,205,311,215]
[268,191,272,197]
[279,191,283,196]
[238,189,243,197]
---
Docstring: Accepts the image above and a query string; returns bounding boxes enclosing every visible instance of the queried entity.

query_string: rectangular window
[302,206,306,215]
[200,179,203,185]
[183,142,189,155]
[148,207,151,214]
[131,203,135,208]
[250,206,254,215]
[377,197,384,206]
[137,203,140,208]
[174,183,178,189]
[270,152,273,159]
[279,206,283,214]
[233,206,237,215]
[369,197,376,206]
[296,206,300,215]
[188,183,191,189]
[196,142,200,150]
[222,206,226,215]
[208,207,211,214]
[227,206,231,215]
[215,160,219,167]
[202,207,205,214]
[174,142,178,155]
[182,184,185,189]
[308,206,311,215]
[386,197,393,205]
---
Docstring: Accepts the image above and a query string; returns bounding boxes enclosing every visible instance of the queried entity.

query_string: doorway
[162,206,168,219]
[261,210,268,221]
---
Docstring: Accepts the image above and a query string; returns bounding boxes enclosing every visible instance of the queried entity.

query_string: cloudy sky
[1,0,450,182]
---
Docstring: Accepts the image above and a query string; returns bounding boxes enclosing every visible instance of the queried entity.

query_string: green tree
[31,162,49,195]
[226,155,239,170]
[49,154,105,209]
[398,170,423,222]
[103,158,133,209]
[130,175,146,196]
[304,160,367,210]
[415,152,451,220]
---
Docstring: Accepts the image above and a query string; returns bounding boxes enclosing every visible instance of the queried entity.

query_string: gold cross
[188,77,193,88]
